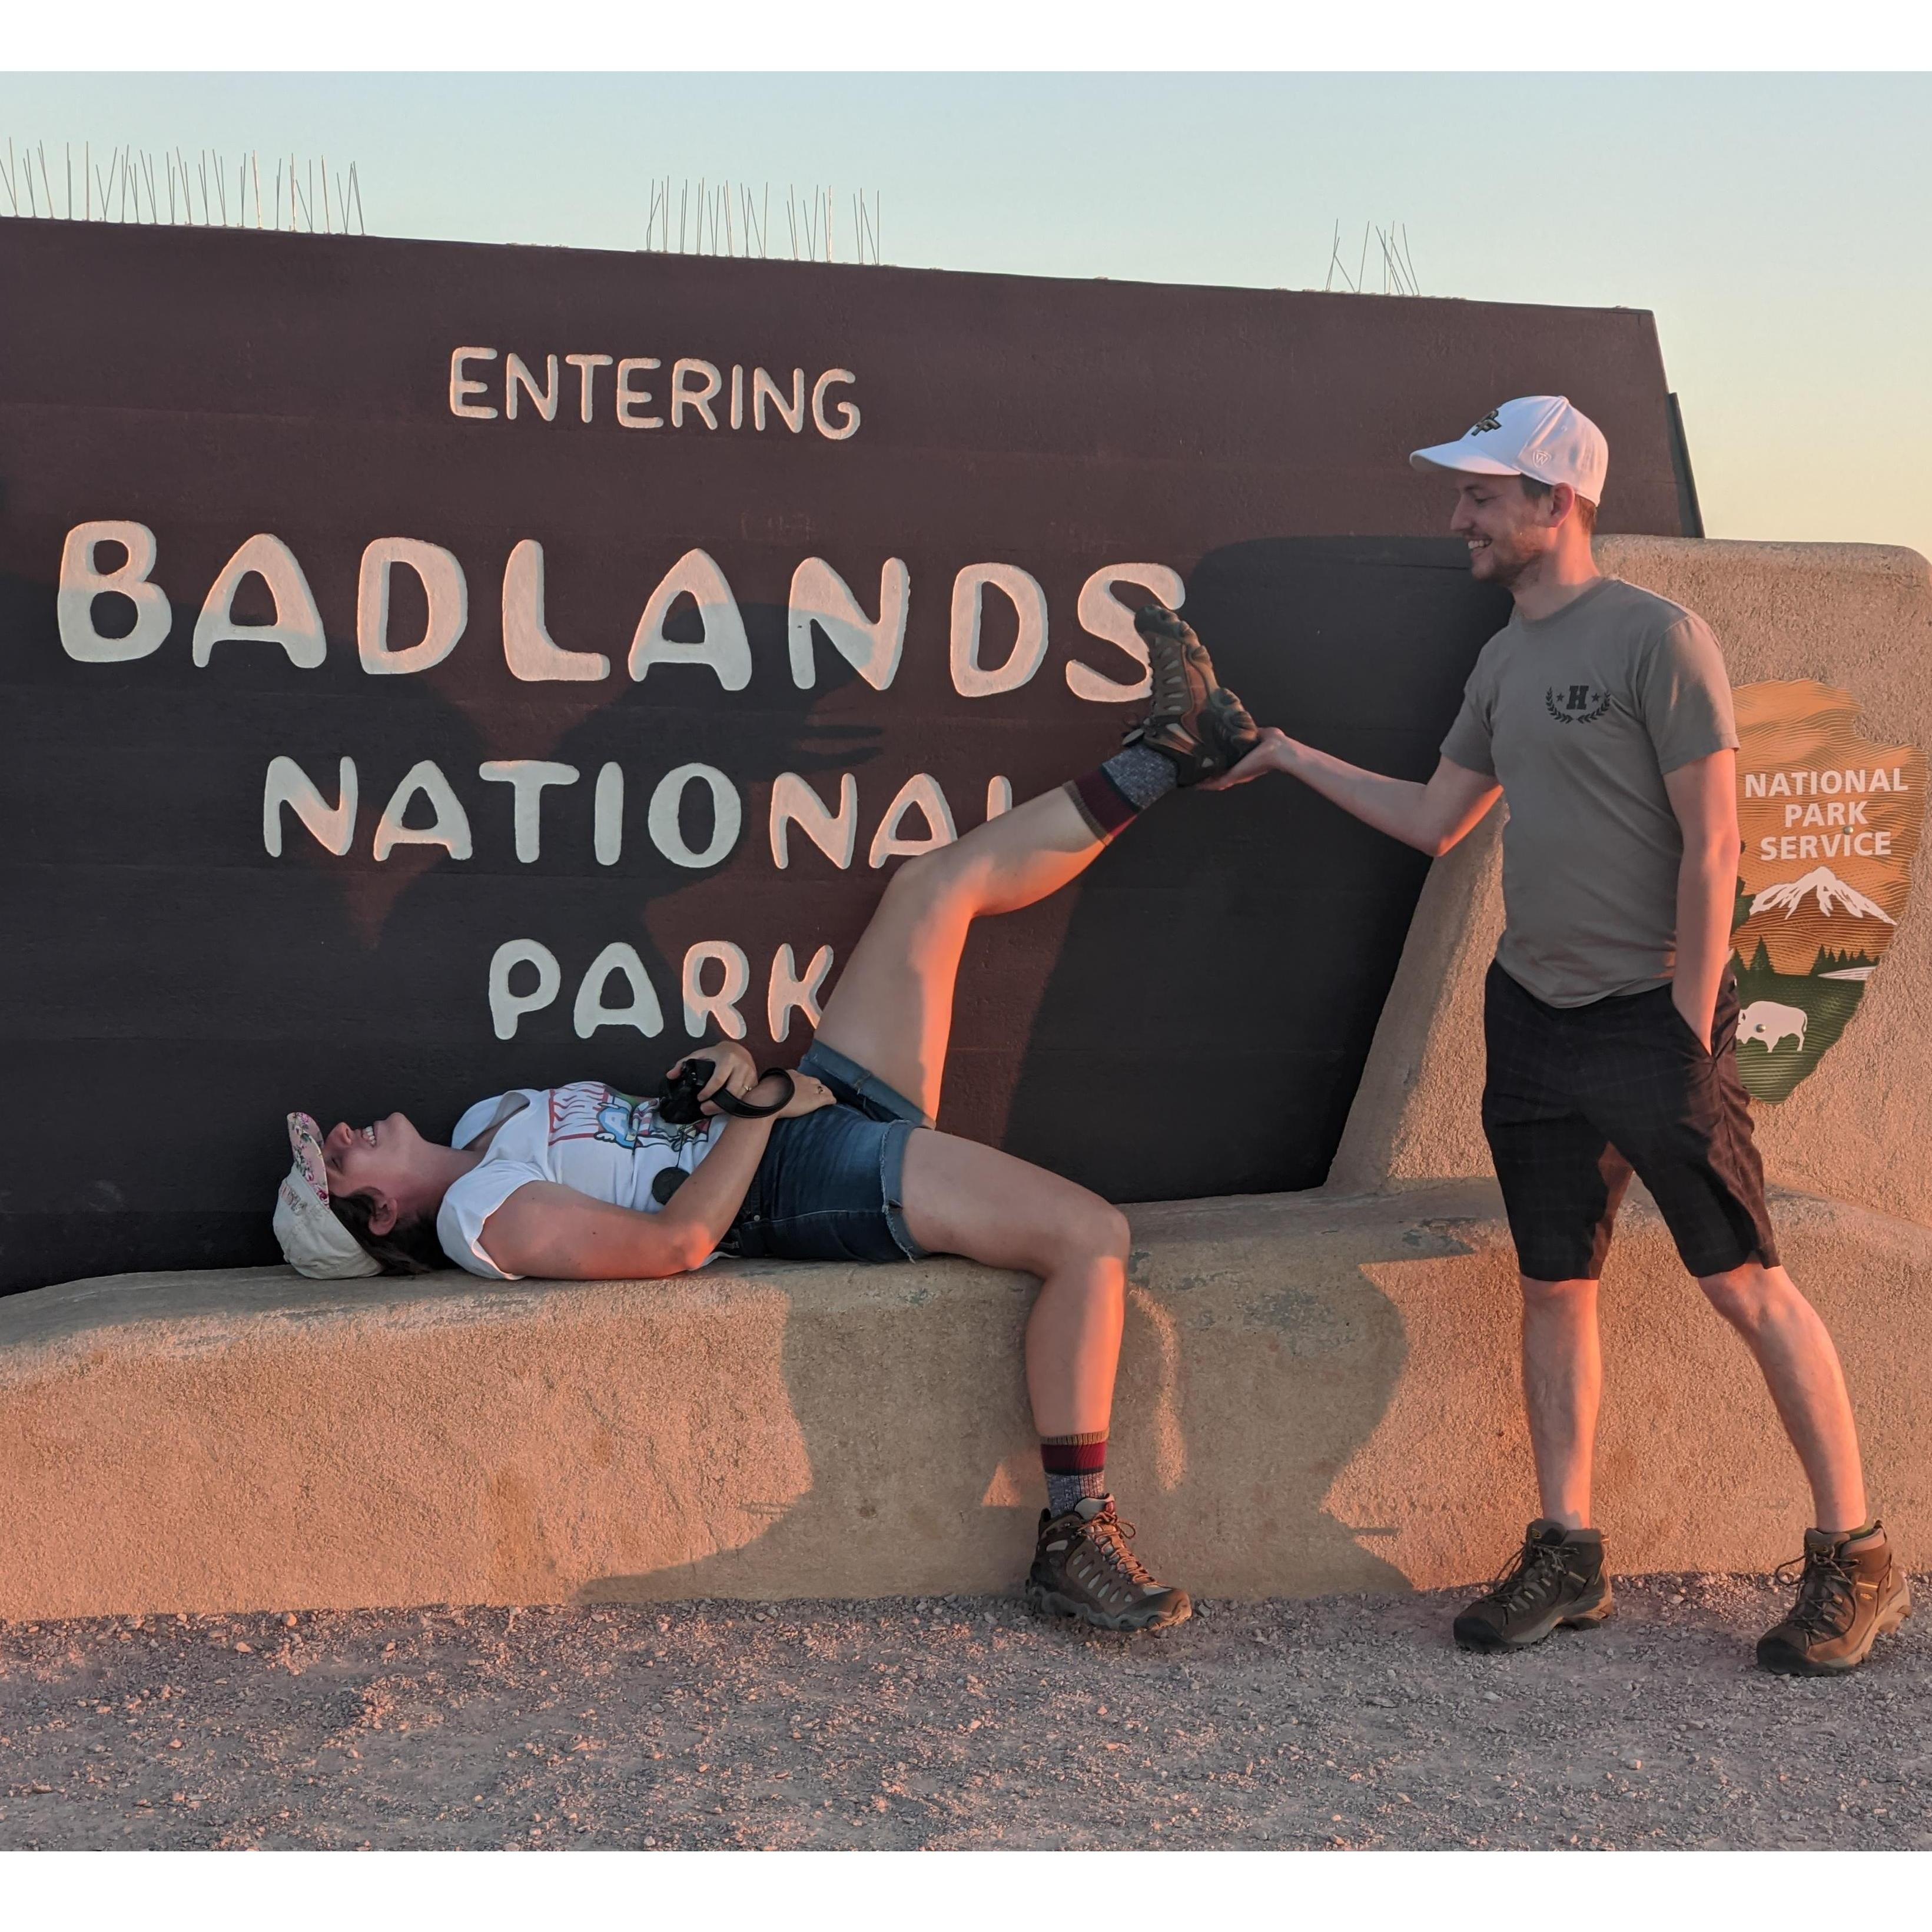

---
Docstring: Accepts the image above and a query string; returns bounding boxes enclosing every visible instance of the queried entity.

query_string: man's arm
[1662,748,1742,1049]
[1205,729,1501,858]
[480,1073,832,1279]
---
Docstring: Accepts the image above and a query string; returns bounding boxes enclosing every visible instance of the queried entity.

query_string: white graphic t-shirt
[436,1082,725,1281]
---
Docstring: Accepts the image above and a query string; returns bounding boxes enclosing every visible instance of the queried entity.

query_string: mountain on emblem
[1750,866,1897,925]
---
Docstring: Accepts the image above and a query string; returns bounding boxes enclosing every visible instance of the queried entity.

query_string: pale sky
[4,71,1929,563]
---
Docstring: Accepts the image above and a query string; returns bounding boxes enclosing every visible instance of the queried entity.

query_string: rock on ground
[0,1572,1926,1850]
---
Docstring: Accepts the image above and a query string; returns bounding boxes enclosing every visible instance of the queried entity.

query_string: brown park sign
[0,222,1694,1293]
[1731,679,1925,1101]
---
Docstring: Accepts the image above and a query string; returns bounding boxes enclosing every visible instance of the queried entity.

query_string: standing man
[1205,394,1910,1675]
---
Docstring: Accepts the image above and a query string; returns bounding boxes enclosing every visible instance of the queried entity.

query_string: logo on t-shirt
[547,1083,709,1156]
[1545,682,1612,725]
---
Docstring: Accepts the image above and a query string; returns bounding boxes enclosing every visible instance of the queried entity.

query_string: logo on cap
[1466,410,1502,436]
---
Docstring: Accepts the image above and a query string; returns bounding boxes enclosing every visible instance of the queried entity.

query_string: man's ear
[367,1194,400,1237]
[1548,482,1578,527]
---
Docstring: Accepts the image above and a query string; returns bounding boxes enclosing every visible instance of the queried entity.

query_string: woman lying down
[273,610,1258,1634]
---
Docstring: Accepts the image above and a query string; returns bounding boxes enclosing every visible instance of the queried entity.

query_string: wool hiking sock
[1041,1432,1109,1518]
[1064,746,1179,841]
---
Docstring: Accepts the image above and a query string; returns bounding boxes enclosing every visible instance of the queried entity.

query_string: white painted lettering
[373,759,473,862]
[682,941,750,1039]
[649,762,742,869]
[629,550,751,689]
[564,352,613,423]
[504,352,560,423]
[479,759,579,863]
[615,357,663,430]
[752,366,803,433]
[192,533,326,669]
[768,943,835,1043]
[573,942,665,1040]
[1067,563,1184,702]
[811,368,859,441]
[263,755,356,857]
[449,346,499,420]
[58,521,172,662]
[788,557,909,691]
[356,537,466,676]
[502,539,610,682]
[950,563,1049,698]
[490,938,561,1039]
[593,762,623,866]
[770,772,858,870]
[869,773,957,867]
[670,357,722,430]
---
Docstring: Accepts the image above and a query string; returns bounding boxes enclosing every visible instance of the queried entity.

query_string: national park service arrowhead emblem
[1731,680,1924,1101]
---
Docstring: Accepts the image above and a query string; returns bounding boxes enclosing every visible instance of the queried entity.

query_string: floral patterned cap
[271,1111,382,1279]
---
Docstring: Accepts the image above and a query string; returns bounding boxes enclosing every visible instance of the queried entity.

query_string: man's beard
[1471,529,1543,587]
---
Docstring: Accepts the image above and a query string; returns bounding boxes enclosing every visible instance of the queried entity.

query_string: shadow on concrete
[572,1191,1485,1605]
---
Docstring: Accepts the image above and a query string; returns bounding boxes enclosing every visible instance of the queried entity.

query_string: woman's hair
[331,1189,446,1276]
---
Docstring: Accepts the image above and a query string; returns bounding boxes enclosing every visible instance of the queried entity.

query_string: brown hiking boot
[1127,605,1260,786]
[1025,1497,1191,1633]
[1452,1520,1615,1652]
[1757,1524,1912,1675]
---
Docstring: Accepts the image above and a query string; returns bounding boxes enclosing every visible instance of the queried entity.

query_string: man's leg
[1696,1260,1864,1531]
[1520,1274,1603,1529]
[1594,978,1907,1672]
[1454,965,1621,1652]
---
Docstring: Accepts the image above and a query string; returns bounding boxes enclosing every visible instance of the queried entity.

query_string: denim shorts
[726,1041,933,1265]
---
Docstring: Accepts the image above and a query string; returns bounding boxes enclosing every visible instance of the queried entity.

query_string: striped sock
[1064,746,1178,842]
[1041,1432,1109,1518]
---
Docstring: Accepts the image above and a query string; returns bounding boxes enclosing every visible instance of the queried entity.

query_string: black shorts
[1480,962,1779,1282]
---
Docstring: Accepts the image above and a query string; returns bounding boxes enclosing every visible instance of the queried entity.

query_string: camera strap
[704,1069,796,1120]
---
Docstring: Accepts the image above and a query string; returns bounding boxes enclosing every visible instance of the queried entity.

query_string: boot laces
[1084,1509,1157,1589]
[1480,1536,1572,1615]
[1774,1544,1858,1638]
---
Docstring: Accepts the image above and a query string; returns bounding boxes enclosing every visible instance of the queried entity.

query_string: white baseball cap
[272,1111,382,1279]
[1410,394,1608,505]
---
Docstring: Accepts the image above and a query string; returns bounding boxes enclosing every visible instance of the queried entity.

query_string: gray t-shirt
[1439,576,1738,1007]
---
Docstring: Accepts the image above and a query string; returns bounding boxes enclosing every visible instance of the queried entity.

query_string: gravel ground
[0,1572,1926,1851]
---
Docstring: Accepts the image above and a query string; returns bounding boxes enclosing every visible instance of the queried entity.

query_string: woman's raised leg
[811,782,1115,1123]
[811,605,1257,1121]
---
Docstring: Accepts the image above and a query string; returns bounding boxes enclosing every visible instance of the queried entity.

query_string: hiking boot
[1757,1524,1912,1675]
[1025,1496,1192,1633]
[1127,605,1260,786]
[1452,1520,1615,1652]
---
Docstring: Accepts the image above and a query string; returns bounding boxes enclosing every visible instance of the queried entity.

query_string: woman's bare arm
[479,1073,832,1280]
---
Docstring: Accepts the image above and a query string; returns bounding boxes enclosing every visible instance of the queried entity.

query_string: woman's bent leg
[899,1128,1191,1632]
[899,1127,1127,1434]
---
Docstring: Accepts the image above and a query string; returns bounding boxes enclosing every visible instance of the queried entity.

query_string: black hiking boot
[1127,605,1260,786]
[1757,1523,1912,1675]
[1452,1519,1615,1652]
[1025,1496,1191,1633]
